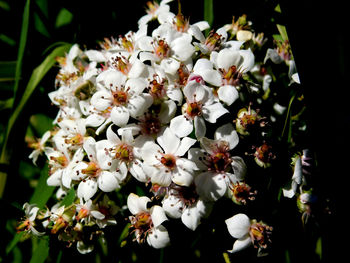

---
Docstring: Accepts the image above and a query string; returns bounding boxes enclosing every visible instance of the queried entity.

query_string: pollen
[186,101,202,119]
[160,154,177,170]
[115,143,133,162]
[154,39,170,59]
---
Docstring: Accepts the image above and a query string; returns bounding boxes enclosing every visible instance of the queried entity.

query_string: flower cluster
[19,0,306,257]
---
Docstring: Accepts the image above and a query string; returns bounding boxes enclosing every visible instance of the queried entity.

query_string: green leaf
[29,237,49,263]
[34,0,48,18]
[55,8,73,28]
[0,98,14,111]
[0,0,10,11]
[6,232,25,255]
[0,34,16,46]
[29,164,55,208]
[315,237,322,259]
[1,44,71,163]
[60,188,76,207]
[13,0,31,99]
[29,113,54,137]
[0,61,17,79]
[34,12,50,37]
[204,0,213,32]
[277,24,289,41]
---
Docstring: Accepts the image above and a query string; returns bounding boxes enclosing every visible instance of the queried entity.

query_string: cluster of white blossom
[20,0,300,257]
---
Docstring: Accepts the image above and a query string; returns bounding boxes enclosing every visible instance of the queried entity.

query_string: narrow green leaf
[29,237,49,263]
[29,113,54,137]
[0,98,14,111]
[56,251,63,263]
[0,61,17,78]
[118,223,131,245]
[274,4,281,13]
[6,232,25,255]
[34,0,48,18]
[55,8,73,28]
[0,34,16,46]
[60,188,76,207]
[277,24,288,41]
[315,237,322,259]
[0,1,10,11]
[34,12,50,37]
[281,94,295,139]
[29,164,55,208]
[204,0,213,30]
[13,0,31,99]
[1,44,71,163]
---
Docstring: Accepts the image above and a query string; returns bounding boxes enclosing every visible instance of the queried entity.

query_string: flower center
[177,64,190,86]
[204,31,223,52]
[220,65,241,86]
[254,143,275,168]
[230,182,256,205]
[171,183,198,208]
[186,101,202,119]
[82,162,101,178]
[161,154,177,170]
[65,133,84,146]
[154,39,170,59]
[146,1,159,16]
[249,220,273,250]
[111,56,131,75]
[115,143,133,162]
[206,142,231,173]
[149,78,166,99]
[129,211,153,243]
[120,35,134,53]
[112,89,129,106]
[139,113,161,136]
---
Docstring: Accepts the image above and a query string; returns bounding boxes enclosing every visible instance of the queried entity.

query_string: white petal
[171,39,195,61]
[151,169,172,186]
[128,59,146,79]
[214,123,239,150]
[90,210,105,220]
[141,141,162,165]
[158,100,177,123]
[90,91,112,111]
[150,205,168,227]
[129,161,149,183]
[202,102,229,123]
[147,225,170,249]
[191,21,210,31]
[175,137,196,157]
[217,49,241,70]
[188,25,205,42]
[106,125,121,144]
[225,213,251,239]
[77,241,94,254]
[85,50,106,62]
[77,179,98,201]
[83,137,96,160]
[85,114,106,127]
[231,156,247,181]
[194,116,206,139]
[194,172,228,201]
[128,93,153,118]
[160,58,180,75]
[47,170,62,186]
[157,127,179,154]
[170,115,193,138]
[201,69,222,87]
[98,171,120,192]
[162,195,183,218]
[238,49,255,73]
[181,206,201,231]
[217,85,239,106]
[171,168,193,187]
[125,78,148,95]
[228,236,252,253]
[127,193,151,215]
[111,106,130,127]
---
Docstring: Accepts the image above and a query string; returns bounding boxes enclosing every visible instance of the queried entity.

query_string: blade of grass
[0,43,71,198]
[13,0,31,99]
[29,237,49,263]
[204,0,213,35]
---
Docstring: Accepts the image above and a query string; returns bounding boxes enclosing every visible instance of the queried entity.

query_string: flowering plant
[1,0,334,262]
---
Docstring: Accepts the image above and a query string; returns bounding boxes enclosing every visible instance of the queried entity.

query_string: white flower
[141,127,198,187]
[72,137,124,201]
[138,0,175,26]
[17,203,45,236]
[28,131,52,165]
[127,193,170,248]
[75,199,105,224]
[225,213,272,255]
[162,184,213,230]
[97,125,148,183]
[188,123,246,201]
[92,70,153,127]
[170,80,229,138]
